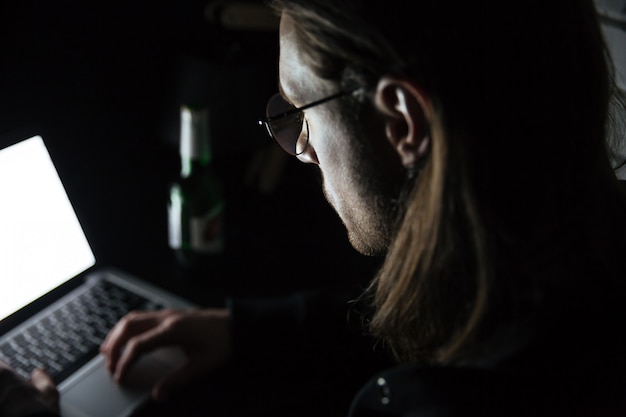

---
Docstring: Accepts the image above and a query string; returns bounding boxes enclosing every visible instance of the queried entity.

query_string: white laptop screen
[0,135,96,321]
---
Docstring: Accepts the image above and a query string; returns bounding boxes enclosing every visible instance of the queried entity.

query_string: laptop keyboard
[0,279,163,383]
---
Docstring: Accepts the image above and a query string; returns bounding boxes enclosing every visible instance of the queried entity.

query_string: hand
[100,308,231,402]
[0,362,59,417]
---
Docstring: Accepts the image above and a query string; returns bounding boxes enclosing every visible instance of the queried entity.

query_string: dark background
[0,3,387,415]
[3,2,624,416]
[0,0,382,304]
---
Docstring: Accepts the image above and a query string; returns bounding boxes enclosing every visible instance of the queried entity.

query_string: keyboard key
[0,280,153,383]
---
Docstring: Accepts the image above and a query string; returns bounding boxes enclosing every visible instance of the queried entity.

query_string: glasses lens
[266,94,306,155]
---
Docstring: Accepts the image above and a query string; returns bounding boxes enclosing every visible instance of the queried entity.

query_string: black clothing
[18,183,626,416]
[226,288,394,415]
[347,182,626,417]
[16,281,626,417]
[350,365,626,417]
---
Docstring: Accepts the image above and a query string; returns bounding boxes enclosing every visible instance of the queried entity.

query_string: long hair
[271,0,626,364]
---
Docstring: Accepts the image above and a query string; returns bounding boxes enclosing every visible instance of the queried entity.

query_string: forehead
[278,14,330,102]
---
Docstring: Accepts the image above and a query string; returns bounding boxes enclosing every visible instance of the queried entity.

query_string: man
[3,0,626,415]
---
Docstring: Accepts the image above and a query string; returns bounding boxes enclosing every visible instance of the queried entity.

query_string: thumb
[30,368,60,412]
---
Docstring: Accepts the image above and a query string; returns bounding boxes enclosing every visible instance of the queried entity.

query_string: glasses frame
[258,88,361,155]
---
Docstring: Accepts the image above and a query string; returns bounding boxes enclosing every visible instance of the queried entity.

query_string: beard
[323,103,410,257]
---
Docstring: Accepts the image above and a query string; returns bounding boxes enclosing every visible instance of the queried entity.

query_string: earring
[406,164,419,181]
[406,149,429,181]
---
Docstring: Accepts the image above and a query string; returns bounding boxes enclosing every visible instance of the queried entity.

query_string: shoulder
[348,364,626,417]
[348,365,529,417]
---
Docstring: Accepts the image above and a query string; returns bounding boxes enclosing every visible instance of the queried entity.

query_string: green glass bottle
[168,105,224,270]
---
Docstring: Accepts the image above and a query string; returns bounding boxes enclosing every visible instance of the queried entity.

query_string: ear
[375,76,432,168]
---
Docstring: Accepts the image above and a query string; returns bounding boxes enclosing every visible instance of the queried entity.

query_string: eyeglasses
[258,89,360,156]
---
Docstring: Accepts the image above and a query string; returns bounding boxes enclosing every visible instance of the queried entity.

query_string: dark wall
[0,0,381,303]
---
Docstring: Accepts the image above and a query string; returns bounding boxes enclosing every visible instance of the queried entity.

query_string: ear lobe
[375,76,432,168]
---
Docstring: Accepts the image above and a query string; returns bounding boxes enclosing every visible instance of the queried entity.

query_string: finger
[30,368,60,411]
[101,311,163,371]
[30,368,56,394]
[101,310,159,352]
[113,323,177,382]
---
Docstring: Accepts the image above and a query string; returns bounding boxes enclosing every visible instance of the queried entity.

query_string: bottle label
[189,204,224,253]
[168,192,224,254]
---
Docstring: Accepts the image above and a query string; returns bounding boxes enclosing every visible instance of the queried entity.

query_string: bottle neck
[180,156,209,177]
[179,105,212,177]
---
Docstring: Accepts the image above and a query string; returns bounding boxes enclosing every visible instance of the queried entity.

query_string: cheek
[307,115,352,197]
[307,111,352,165]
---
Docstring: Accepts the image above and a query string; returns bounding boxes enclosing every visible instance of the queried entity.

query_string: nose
[296,145,319,164]
[295,121,319,164]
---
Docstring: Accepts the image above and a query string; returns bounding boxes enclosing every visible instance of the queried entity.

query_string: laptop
[0,133,196,417]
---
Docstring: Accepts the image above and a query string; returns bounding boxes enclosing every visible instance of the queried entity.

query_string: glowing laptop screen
[0,135,96,321]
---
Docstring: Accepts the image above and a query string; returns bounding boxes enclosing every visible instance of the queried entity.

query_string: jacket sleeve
[227,287,388,365]
[223,287,394,415]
